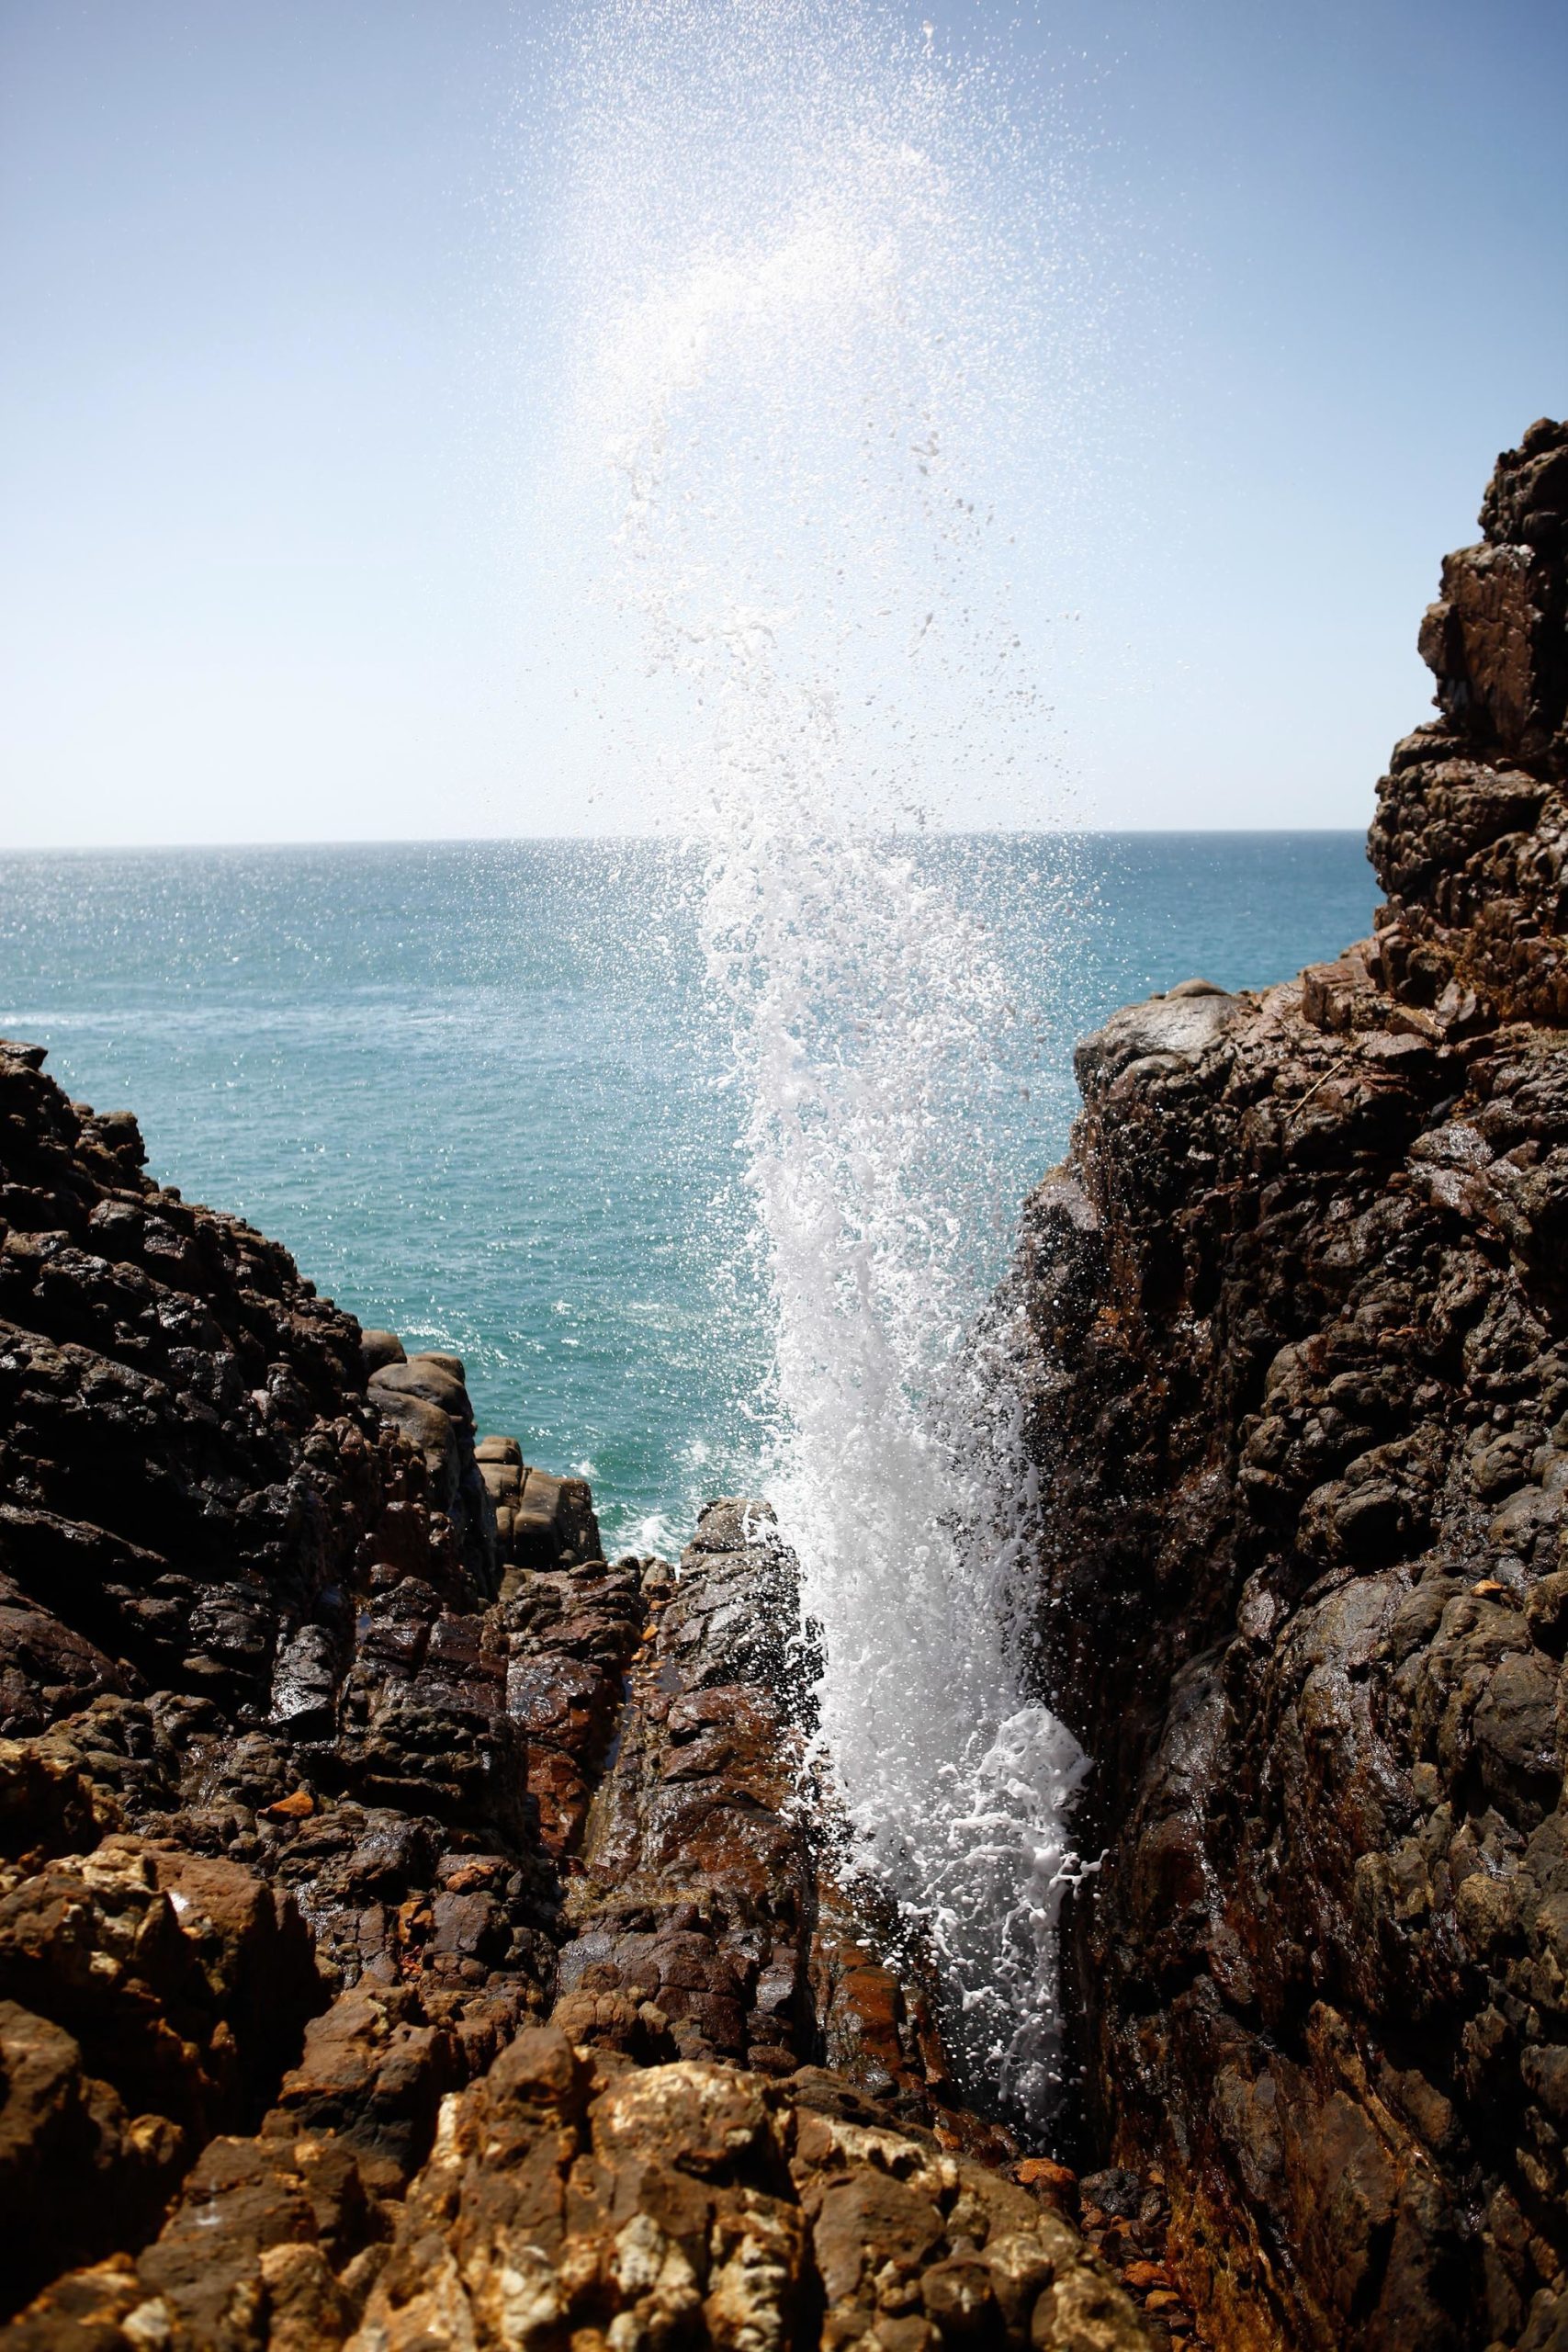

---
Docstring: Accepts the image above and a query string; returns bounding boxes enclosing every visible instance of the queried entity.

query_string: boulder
[358,1329,406,1375]
[508,1468,602,1571]
[368,1356,473,1428]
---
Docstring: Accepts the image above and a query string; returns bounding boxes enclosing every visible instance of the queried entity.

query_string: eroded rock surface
[1013,422,1568,2350]
[0,1041,1152,2346]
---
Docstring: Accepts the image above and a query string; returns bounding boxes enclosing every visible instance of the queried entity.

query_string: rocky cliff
[0,1040,1156,2347]
[1015,417,1568,2352]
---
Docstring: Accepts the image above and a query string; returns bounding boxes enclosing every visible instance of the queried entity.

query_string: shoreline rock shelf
[1011,419,1568,2350]
[0,1041,1155,2346]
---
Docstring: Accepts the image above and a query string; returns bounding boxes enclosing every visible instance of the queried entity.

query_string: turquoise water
[0,833,1372,1552]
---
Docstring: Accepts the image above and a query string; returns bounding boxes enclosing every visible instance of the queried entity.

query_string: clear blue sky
[1,0,1563,846]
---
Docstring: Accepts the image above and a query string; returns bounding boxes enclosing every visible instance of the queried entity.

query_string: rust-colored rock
[339,2025,1146,2352]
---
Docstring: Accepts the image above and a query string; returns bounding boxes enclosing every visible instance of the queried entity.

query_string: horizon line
[0,825,1375,857]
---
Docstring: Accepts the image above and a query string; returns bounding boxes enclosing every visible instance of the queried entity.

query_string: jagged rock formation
[1014,418,1568,2352]
[0,1039,1154,2346]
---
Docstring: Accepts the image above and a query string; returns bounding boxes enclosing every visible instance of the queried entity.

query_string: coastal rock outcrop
[0,1037,1154,2346]
[1014,419,1568,2351]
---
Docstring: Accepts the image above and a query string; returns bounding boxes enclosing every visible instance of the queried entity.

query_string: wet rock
[502,1556,643,1856]
[1010,424,1568,2348]
[549,1511,820,2075]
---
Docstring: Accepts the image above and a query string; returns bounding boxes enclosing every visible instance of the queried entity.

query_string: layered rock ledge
[0,1039,1154,2347]
[1014,419,1568,2351]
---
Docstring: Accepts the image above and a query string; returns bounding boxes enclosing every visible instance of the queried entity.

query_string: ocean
[0,831,1373,1555]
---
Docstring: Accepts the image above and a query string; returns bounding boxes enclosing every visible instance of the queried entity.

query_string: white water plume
[547,0,1100,2120]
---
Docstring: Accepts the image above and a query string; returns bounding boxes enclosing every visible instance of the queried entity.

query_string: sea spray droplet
[547,0,1098,2121]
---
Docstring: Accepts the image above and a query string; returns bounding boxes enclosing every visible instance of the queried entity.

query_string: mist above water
[545,0,1100,2120]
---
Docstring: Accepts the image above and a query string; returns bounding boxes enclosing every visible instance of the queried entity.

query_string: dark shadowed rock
[1010,422,1568,2350]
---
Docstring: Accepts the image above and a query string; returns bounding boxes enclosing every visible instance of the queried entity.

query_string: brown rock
[1008,424,1568,2350]
[358,1329,406,1376]
[340,2030,1136,2352]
